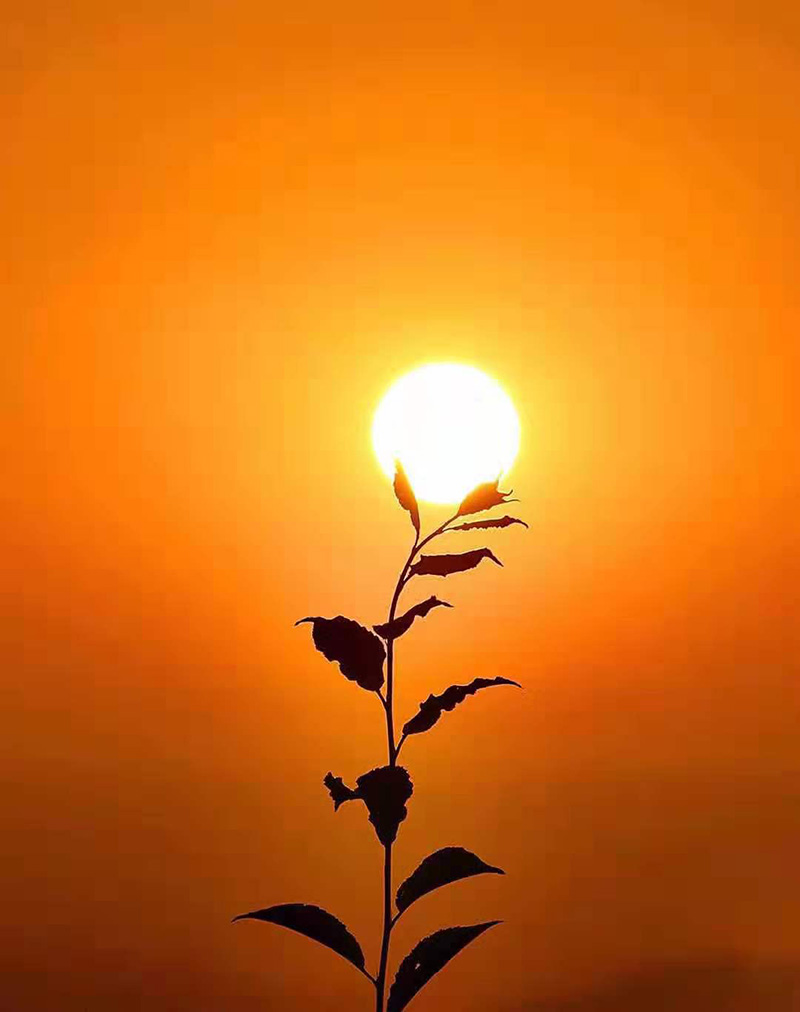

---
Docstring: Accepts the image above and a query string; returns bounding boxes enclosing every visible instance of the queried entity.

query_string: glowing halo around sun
[372,363,521,505]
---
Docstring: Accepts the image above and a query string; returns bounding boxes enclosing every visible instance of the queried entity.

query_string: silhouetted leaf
[296,615,385,691]
[456,480,517,517]
[324,766,414,845]
[373,596,453,641]
[323,772,359,811]
[403,676,521,736]
[233,903,366,974]
[394,461,420,534]
[450,515,528,532]
[408,548,502,579]
[356,765,414,846]
[387,921,501,1012]
[396,847,504,914]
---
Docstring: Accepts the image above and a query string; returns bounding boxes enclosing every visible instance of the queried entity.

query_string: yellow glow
[372,363,521,504]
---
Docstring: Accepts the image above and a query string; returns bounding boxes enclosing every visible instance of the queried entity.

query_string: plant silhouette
[234,466,525,1011]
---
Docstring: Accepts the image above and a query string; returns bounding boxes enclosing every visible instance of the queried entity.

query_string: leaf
[323,772,359,811]
[296,615,385,691]
[324,766,415,846]
[373,596,452,641]
[403,676,521,736]
[396,847,504,914]
[387,921,501,1012]
[356,765,414,846]
[408,548,502,579]
[394,461,420,534]
[456,480,517,517]
[232,903,366,975]
[450,515,528,532]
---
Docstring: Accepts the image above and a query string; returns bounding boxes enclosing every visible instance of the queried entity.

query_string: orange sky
[4,2,800,1009]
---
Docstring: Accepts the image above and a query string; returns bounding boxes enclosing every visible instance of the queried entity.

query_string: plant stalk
[374,511,458,1010]
[375,842,392,1012]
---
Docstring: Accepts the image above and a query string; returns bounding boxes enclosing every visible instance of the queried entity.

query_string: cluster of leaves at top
[234,466,526,1012]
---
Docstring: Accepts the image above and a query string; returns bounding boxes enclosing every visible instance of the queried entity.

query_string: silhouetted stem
[375,530,416,1007]
[375,842,392,1012]
[374,511,459,1009]
[385,530,420,764]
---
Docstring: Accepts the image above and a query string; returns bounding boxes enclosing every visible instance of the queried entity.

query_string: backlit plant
[234,465,525,1012]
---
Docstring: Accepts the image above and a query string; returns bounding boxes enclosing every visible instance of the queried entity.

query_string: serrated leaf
[456,480,517,517]
[408,548,502,579]
[324,766,414,846]
[373,596,452,641]
[450,515,528,532]
[403,676,521,736]
[356,765,414,846]
[387,921,500,1012]
[233,903,366,975]
[296,615,385,691]
[396,847,504,914]
[394,461,420,534]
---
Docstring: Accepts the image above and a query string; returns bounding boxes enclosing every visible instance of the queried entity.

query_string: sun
[372,363,521,505]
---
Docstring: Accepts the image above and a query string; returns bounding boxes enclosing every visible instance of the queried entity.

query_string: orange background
[4,2,800,1008]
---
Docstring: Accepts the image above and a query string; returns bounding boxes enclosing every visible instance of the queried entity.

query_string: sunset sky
[4,2,800,1009]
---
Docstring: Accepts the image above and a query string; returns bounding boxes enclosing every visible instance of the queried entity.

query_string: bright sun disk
[372,363,520,504]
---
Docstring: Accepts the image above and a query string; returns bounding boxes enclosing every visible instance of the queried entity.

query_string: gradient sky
[4,2,800,1009]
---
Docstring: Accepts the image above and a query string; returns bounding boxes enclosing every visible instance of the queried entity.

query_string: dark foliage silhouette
[234,467,525,1011]
[232,904,369,978]
[323,771,360,810]
[387,921,501,1012]
[456,478,517,516]
[296,615,385,690]
[373,595,452,641]
[395,847,504,915]
[325,765,414,846]
[401,675,521,738]
[393,460,420,533]
[450,514,528,531]
[409,546,503,578]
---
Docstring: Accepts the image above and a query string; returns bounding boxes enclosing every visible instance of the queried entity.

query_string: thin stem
[374,842,392,1012]
[384,648,397,767]
[373,511,458,1009]
[374,527,418,1009]
[384,530,420,765]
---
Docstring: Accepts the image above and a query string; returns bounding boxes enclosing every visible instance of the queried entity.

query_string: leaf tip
[393,460,420,533]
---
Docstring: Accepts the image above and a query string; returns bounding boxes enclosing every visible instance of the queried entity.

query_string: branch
[398,512,460,595]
